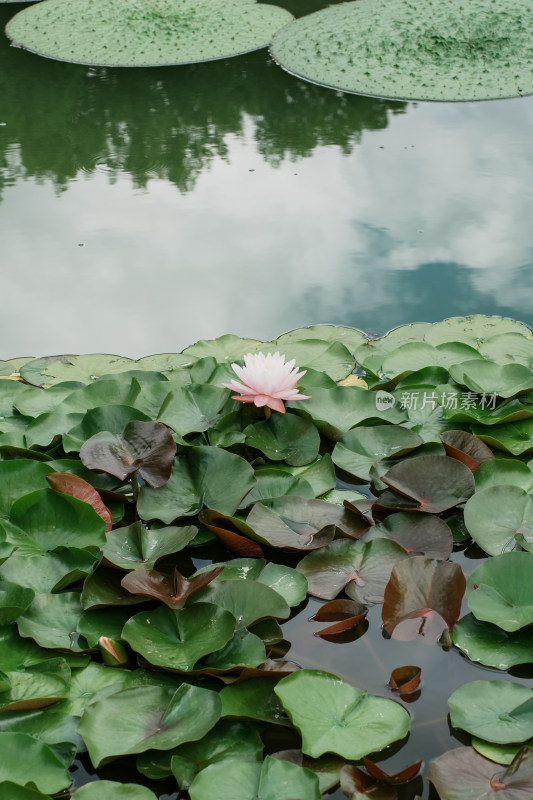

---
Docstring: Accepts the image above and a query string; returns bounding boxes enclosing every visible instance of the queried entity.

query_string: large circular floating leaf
[6,0,294,67]
[466,552,533,631]
[274,670,410,760]
[448,681,533,744]
[270,0,533,101]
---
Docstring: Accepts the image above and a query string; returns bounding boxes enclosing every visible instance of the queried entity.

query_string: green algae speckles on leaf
[270,0,533,101]
[5,0,294,67]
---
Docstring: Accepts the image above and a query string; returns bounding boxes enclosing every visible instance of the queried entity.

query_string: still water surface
[1,3,533,797]
[2,1,533,357]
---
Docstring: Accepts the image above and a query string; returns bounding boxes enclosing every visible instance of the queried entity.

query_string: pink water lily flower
[223,351,311,414]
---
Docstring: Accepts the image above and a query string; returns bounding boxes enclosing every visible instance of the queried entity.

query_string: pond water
[2,3,533,798]
[2,1,533,358]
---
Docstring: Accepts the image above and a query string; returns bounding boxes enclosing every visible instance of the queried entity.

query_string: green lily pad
[73,782,158,800]
[479,332,533,367]
[189,579,290,628]
[0,548,97,593]
[0,659,71,713]
[474,458,533,491]
[471,419,533,455]
[182,334,264,362]
[289,386,407,441]
[55,662,128,716]
[17,592,89,652]
[471,737,533,766]
[332,425,424,482]
[122,602,236,671]
[270,0,533,102]
[137,446,256,522]
[274,670,410,759]
[0,460,53,516]
[238,469,315,507]
[453,613,533,670]
[0,732,71,793]
[77,606,137,648]
[6,0,295,67]
[244,412,320,467]
[0,579,35,625]
[276,325,367,355]
[297,538,408,602]
[449,360,533,398]
[137,719,262,783]
[463,485,533,555]
[19,354,136,388]
[78,683,221,766]
[102,521,197,570]
[0,708,83,751]
[12,382,84,419]
[168,720,262,786]
[381,341,482,380]
[425,316,533,347]
[188,755,320,800]
[157,384,230,437]
[220,676,292,726]
[81,565,148,610]
[8,489,106,555]
[0,626,78,671]
[203,629,266,671]
[260,339,354,381]
[466,552,533,631]
[282,454,336,497]
[448,681,533,743]
[257,562,308,607]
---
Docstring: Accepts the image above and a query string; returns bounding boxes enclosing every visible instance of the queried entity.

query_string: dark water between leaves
[2,2,533,796]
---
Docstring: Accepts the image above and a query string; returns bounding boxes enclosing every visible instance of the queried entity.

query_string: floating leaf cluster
[2,316,533,796]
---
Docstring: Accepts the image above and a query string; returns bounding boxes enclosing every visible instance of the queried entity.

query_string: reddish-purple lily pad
[80,420,177,487]
[121,566,223,609]
[440,430,494,470]
[382,557,466,642]
[297,538,408,602]
[428,746,533,800]
[311,599,368,637]
[377,455,475,513]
